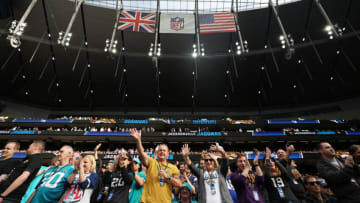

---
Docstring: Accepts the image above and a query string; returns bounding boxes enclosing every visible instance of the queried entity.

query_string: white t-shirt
[204,170,221,203]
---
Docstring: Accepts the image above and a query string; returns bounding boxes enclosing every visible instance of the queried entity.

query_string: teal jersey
[21,166,48,203]
[128,172,146,203]
[30,164,74,203]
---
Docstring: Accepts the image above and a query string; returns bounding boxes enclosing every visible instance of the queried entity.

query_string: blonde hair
[83,155,96,173]
[205,153,219,169]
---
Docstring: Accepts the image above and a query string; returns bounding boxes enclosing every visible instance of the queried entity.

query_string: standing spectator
[130,128,181,203]
[277,145,306,202]
[128,158,146,203]
[182,144,233,203]
[0,141,44,203]
[29,145,75,203]
[61,155,98,203]
[104,151,132,203]
[263,147,298,203]
[199,159,205,170]
[230,152,265,203]
[316,142,360,202]
[0,142,20,184]
[303,175,337,203]
[349,144,360,167]
[21,157,60,203]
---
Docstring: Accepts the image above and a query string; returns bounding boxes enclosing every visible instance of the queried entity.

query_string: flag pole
[195,0,201,57]
[232,0,247,56]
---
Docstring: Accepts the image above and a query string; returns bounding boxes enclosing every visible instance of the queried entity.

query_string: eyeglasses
[204,159,214,162]
[307,181,321,186]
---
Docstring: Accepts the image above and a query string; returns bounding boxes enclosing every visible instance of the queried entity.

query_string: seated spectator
[230,152,265,203]
[0,141,44,203]
[128,158,146,203]
[182,144,233,203]
[316,142,360,202]
[173,182,198,203]
[303,175,337,203]
[262,147,298,203]
[29,145,75,203]
[61,155,98,203]
[0,142,20,184]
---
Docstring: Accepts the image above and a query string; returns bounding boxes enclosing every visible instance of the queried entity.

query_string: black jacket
[304,192,337,203]
[317,158,360,203]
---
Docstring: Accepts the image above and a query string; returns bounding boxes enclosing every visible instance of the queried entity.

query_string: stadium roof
[0,0,360,113]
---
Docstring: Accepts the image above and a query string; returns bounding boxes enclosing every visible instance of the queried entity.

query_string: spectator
[199,159,205,170]
[173,182,198,203]
[21,157,60,203]
[61,155,98,203]
[230,152,265,203]
[0,141,44,203]
[0,142,20,184]
[182,144,233,203]
[104,151,132,203]
[277,145,306,202]
[130,128,181,203]
[226,168,237,203]
[262,147,298,203]
[303,175,337,203]
[29,145,75,203]
[316,142,360,202]
[128,158,146,203]
[349,144,360,166]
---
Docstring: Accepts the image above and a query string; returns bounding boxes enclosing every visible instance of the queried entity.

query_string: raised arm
[253,151,263,176]
[264,147,271,178]
[182,144,201,177]
[285,144,295,162]
[130,128,149,167]
[210,144,228,177]
[94,143,101,160]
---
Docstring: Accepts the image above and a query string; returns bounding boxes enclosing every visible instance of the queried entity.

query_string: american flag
[118,11,156,33]
[199,12,236,34]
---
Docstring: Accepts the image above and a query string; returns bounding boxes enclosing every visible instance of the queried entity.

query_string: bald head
[58,145,73,165]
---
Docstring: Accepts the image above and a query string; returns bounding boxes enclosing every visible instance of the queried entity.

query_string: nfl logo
[170,17,184,31]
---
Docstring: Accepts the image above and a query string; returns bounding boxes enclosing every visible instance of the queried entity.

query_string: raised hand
[253,151,261,165]
[210,143,225,154]
[94,143,102,151]
[286,144,295,153]
[181,144,190,157]
[130,128,141,141]
[266,147,272,159]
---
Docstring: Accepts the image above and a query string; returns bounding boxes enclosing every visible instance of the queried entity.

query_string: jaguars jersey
[30,164,74,203]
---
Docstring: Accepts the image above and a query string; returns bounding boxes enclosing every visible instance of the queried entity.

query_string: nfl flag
[160,14,195,34]
[118,10,156,33]
[199,12,236,34]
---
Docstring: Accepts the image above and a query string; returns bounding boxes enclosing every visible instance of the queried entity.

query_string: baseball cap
[179,182,193,195]
[133,158,141,164]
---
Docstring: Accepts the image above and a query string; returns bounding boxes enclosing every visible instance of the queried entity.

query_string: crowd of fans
[0,128,360,203]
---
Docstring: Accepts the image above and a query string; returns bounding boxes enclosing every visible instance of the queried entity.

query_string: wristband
[167,175,171,181]
[254,164,259,167]
[0,194,5,199]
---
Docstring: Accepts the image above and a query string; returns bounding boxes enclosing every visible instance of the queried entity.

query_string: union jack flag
[118,11,156,33]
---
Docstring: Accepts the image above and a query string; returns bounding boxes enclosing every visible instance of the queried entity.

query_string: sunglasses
[204,159,214,162]
[307,181,321,186]
[120,158,128,161]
